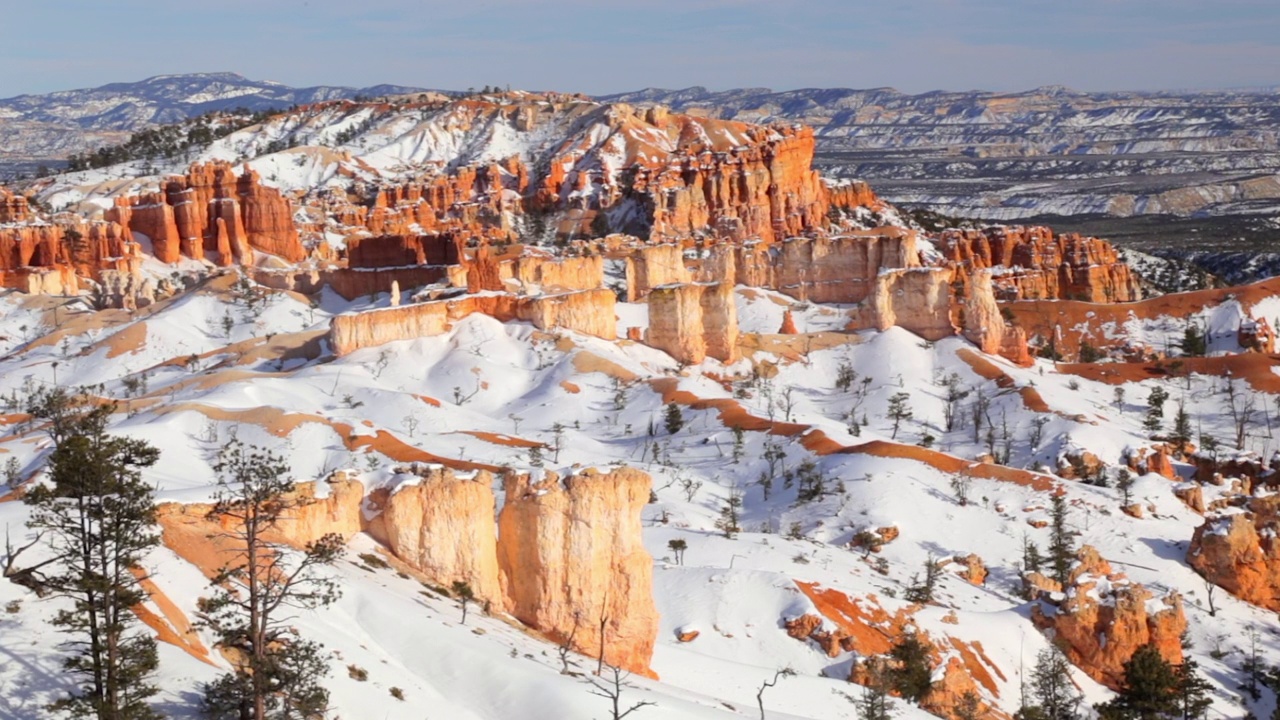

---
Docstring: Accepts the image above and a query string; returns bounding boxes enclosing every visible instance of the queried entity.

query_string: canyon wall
[380,467,503,603]
[0,187,29,223]
[497,467,658,676]
[0,221,140,295]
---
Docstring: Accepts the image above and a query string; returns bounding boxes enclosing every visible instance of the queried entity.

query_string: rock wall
[347,233,461,268]
[1188,494,1280,610]
[379,467,502,603]
[859,268,956,341]
[626,244,691,301]
[497,467,658,676]
[1030,545,1185,688]
[329,288,617,356]
[645,282,738,365]
[724,231,921,304]
[940,226,1140,303]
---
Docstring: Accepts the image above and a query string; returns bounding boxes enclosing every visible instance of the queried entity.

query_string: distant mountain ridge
[0,72,428,176]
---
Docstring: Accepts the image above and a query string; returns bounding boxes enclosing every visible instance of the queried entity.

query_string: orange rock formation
[645,282,738,364]
[1030,546,1185,688]
[497,467,658,676]
[1188,494,1280,611]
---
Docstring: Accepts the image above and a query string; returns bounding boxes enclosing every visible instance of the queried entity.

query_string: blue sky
[2,0,1278,96]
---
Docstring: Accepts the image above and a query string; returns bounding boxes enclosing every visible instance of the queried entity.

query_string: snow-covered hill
[0,73,428,176]
[1,267,1279,719]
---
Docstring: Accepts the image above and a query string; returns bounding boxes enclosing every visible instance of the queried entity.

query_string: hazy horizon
[2,1,1277,98]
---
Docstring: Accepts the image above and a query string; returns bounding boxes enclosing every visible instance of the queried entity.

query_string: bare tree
[756,667,796,719]
[587,665,656,720]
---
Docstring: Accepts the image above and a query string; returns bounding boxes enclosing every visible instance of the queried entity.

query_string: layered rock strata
[940,226,1140,303]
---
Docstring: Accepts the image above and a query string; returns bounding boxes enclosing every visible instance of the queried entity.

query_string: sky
[2,0,1278,97]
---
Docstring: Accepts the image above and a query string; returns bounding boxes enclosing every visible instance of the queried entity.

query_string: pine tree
[1022,647,1082,720]
[887,392,913,440]
[714,486,743,539]
[663,403,684,435]
[199,441,345,720]
[1170,403,1193,448]
[1173,657,1212,720]
[1096,643,1179,719]
[857,657,897,720]
[1117,469,1135,507]
[905,555,941,604]
[1048,493,1075,587]
[888,632,933,703]
[23,388,164,720]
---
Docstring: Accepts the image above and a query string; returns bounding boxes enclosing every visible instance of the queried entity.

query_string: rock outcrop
[497,467,658,676]
[329,288,618,356]
[940,226,1140,303]
[379,467,502,603]
[0,187,30,224]
[645,282,738,364]
[1031,545,1185,688]
[857,267,956,341]
[1188,494,1280,611]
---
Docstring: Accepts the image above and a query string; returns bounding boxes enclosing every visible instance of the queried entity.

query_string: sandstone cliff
[379,467,502,603]
[497,467,658,676]
[644,282,738,365]
[1030,545,1185,688]
[1188,494,1280,611]
[0,220,141,296]
[960,270,1033,366]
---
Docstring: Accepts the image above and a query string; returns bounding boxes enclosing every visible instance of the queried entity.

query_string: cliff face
[497,467,658,676]
[347,234,461,269]
[645,282,738,365]
[1031,546,1185,688]
[109,161,304,265]
[861,268,956,341]
[626,244,691,301]
[329,288,617,356]
[940,226,1140,303]
[1188,494,1280,611]
[380,467,502,603]
[727,231,921,305]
